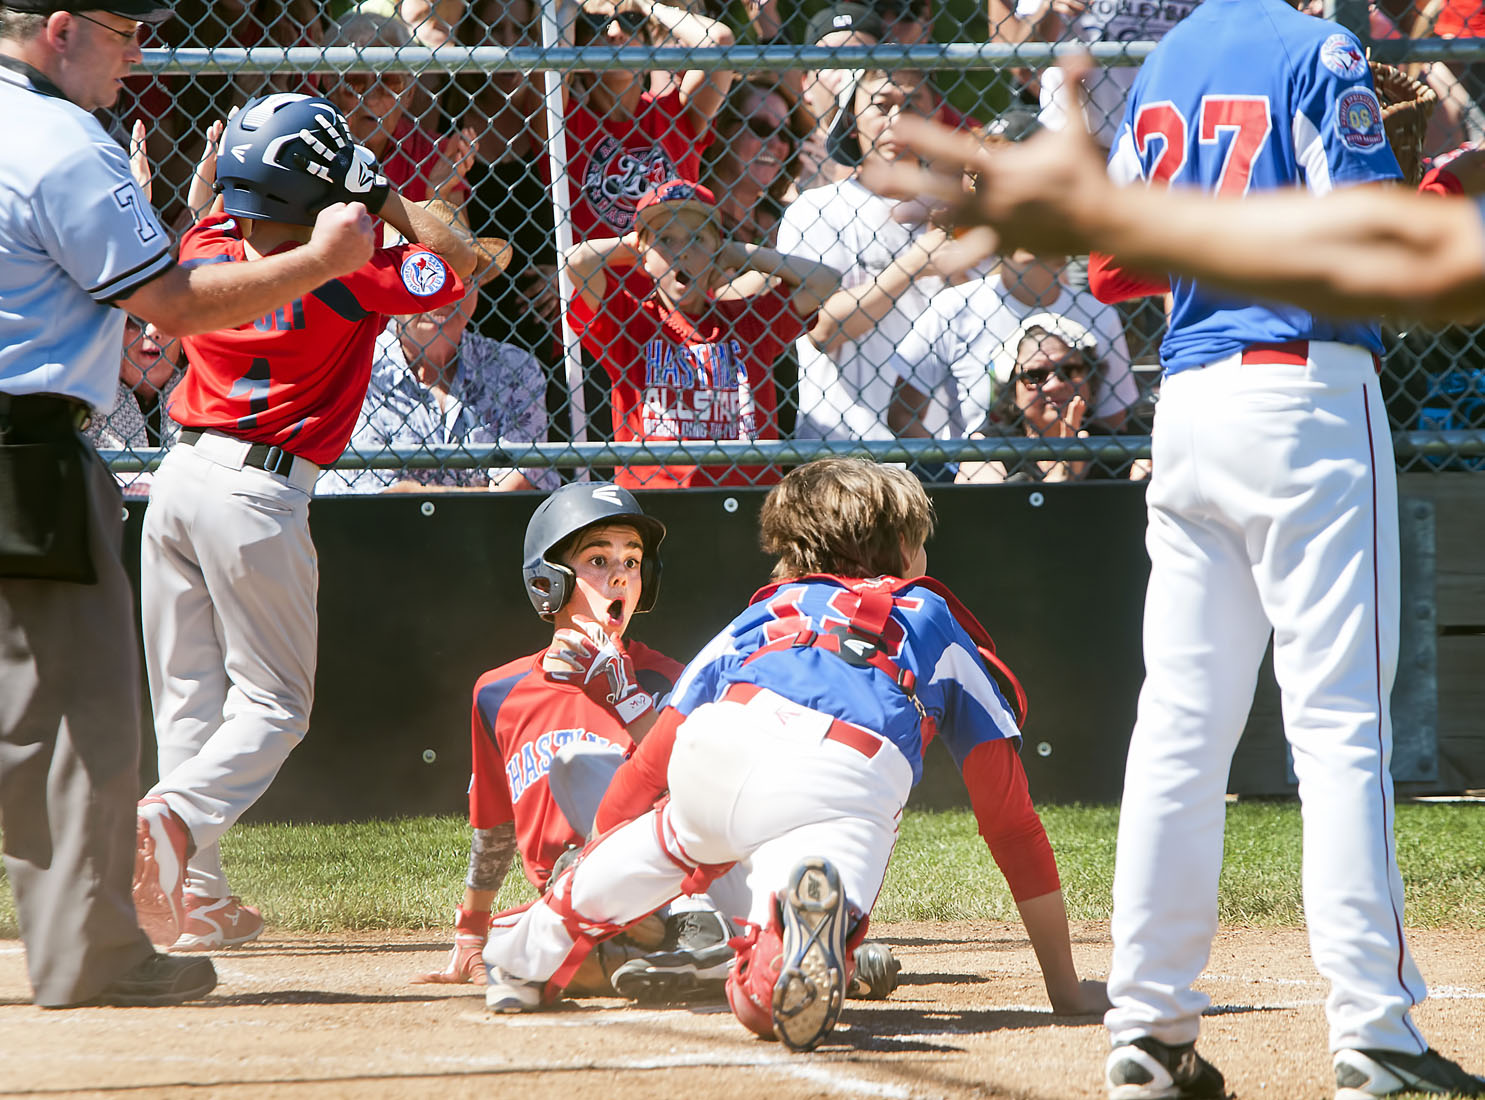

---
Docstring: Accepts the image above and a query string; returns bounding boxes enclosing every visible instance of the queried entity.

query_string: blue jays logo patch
[400,251,449,296]
[1336,88,1385,151]
[1320,33,1368,80]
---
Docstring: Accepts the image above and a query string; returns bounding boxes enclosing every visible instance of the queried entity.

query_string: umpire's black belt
[0,393,92,437]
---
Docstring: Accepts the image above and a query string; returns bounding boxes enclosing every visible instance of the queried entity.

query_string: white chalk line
[429,1036,913,1098]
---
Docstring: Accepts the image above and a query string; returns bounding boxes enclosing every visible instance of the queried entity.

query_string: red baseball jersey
[569,281,808,489]
[469,641,683,888]
[558,88,712,238]
[167,214,465,466]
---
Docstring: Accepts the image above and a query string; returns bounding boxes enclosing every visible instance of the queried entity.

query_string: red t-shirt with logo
[558,88,712,237]
[570,279,808,489]
[469,643,683,888]
[168,214,464,466]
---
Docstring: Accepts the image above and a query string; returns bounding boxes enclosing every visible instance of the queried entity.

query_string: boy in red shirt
[566,180,842,488]
[414,482,717,991]
[132,92,476,951]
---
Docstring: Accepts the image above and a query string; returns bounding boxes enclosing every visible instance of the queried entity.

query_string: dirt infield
[2,922,1482,1100]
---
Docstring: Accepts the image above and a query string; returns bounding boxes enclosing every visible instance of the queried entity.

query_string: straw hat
[419,198,511,288]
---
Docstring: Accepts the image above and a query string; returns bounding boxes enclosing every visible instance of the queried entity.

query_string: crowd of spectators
[91,0,1485,491]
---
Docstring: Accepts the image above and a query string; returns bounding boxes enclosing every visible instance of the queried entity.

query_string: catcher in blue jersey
[479,457,1107,1050]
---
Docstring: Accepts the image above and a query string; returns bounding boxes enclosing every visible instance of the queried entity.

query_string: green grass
[3,803,1483,938]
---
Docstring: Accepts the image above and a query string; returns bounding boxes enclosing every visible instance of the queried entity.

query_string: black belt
[179,428,302,478]
[0,393,92,436]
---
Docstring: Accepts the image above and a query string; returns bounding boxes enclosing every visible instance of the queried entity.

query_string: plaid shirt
[318,324,555,494]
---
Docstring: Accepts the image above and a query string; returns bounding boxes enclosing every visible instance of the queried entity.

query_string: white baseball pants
[484,687,914,984]
[1105,342,1428,1055]
[140,439,319,899]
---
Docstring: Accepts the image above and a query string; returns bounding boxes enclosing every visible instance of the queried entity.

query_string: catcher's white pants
[140,440,319,899]
[485,687,913,983]
[1106,343,1428,1055]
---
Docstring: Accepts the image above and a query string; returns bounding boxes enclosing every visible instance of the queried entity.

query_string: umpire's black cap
[4,0,172,24]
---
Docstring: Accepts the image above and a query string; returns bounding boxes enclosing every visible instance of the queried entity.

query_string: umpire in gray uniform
[0,0,378,1006]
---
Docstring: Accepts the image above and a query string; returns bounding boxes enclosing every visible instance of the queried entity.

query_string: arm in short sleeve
[343,245,467,315]
[35,141,172,303]
[469,689,515,830]
[1294,32,1403,192]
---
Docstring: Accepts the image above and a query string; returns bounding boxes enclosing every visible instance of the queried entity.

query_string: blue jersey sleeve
[1294,30,1402,192]
[666,625,741,716]
[922,614,1021,770]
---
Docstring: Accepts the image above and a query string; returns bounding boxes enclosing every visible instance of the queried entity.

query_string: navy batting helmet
[523,483,665,619]
[215,93,348,226]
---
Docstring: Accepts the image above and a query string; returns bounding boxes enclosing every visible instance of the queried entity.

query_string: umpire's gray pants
[0,453,154,1006]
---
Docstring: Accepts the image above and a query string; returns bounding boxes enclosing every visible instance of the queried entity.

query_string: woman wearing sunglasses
[956,313,1115,485]
[561,0,735,238]
[698,76,810,246]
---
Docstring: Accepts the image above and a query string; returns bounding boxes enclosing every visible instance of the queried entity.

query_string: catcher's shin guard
[725,918,785,1040]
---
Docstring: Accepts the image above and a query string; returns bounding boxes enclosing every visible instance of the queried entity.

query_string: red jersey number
[1135,95,1272,196]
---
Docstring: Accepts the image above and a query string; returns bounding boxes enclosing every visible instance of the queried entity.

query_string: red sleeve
[1418,166,1464,197]
[468,682,514,830]
[593,706,681,833]
[631,641,685,685]
[962,739,1061,902]
[342,245,466,314]
[1088,251,1170,304]
[570,280,637,374]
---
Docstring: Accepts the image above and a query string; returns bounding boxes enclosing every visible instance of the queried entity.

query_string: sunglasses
[1018,359,1091,387]
[575,9,648,39]
[72,11,145,43]
[739,117,793,146]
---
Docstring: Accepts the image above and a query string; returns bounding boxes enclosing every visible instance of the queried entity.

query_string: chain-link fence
[95,0,1485,492]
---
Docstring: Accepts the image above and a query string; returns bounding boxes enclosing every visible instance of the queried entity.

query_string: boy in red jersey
[415,482,733,994]
[131,93,476,952]
[566,180,842,489]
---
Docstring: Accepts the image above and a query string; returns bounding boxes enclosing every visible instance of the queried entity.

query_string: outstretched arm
[961,738,1108,1014]
[862,58,1485,324]
[721,240,844,318]
[412,822,518,984]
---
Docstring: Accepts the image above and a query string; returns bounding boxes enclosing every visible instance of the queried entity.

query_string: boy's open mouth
[605,598,625,625]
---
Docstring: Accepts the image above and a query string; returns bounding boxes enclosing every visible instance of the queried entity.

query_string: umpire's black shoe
[1106,1036,1227,1099]
[96,952,217,1007]
[1334,1047,1485,1098]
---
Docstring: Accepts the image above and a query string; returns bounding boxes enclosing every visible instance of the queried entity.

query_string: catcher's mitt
[1370,61,1439,188]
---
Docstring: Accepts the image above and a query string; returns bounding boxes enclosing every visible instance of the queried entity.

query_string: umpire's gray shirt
[0,56,172,413]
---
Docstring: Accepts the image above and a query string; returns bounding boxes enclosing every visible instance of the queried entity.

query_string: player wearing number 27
[1096,2,1484,1098]
[132,93,475,952]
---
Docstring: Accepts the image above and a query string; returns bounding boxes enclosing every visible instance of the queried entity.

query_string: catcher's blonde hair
[761,458,935,581]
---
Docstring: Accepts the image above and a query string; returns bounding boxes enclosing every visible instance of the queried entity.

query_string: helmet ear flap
[635,557,663,614]
[528,560,577,620]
